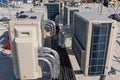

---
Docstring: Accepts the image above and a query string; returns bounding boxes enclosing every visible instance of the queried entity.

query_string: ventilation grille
[88,23,111,75]
[44,3,60,21]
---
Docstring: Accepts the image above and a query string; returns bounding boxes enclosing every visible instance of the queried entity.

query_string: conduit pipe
[38,47,60,79]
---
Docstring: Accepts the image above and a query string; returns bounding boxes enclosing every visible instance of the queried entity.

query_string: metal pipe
[38,57,53,78]
[43,56,55,78]
[38,47,60,79]
[59,30,65,47]
[45,20,56,35]
[100,0,104,15]
[45,25,52,35]
[58,26,71,48]
[59,30,66,48]
[40,53,56,76]
[39,53,55,60]
[46,23,55,36]
[44,24,52,47]
[45,24,54,36]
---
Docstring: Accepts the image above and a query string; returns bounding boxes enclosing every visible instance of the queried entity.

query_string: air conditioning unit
[31,6,48,20]
[38,0,49,3]
[44,2,61,21]
[9,12,44,79]
[72,12,117,76]
[64,6,79,26]
[49,0,56,2]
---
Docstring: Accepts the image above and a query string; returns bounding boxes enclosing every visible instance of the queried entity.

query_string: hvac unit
[72,12,117,76]
[9,12,44,79]
[49,0,56,2]
[64,6,79,26]
[44,2,61,21]
[38,0,48,3]
[31,6,48,20]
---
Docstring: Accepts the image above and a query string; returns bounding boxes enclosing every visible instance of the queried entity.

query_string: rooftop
[0,2,120,80]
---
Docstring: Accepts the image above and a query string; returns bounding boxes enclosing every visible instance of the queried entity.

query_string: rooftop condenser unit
[44,2,61,21]
[72,12,117,76]
[9,12,44,79]
[64,6,79,26]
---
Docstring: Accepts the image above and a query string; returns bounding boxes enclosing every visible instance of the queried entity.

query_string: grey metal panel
[70,9,79,26]
[64,6,68,25]
[72,37,85,67]
[74,14,88,49]
[64,6,79,25]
